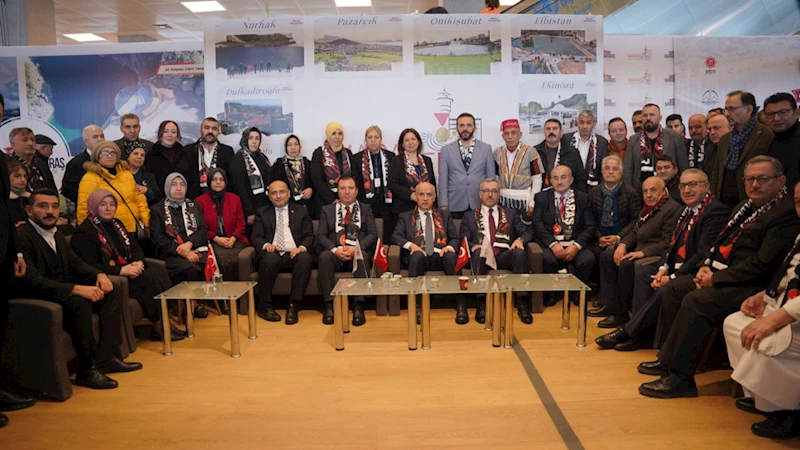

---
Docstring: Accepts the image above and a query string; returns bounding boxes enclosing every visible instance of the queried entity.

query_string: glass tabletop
[416,275,502,294]
[495,273,591,292]
[331,277,420,296]
[156,281,258,300]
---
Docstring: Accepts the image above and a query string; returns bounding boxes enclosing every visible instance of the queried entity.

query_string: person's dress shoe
[543,293,559,307]
[193,304,208,319]
[75,369,118,390]
[0,413,7,428]
[475,303,486,324]
[518,302,533,324]
[455,302,469,325]
[598,314,629,328]
[218,301,230,315]
[587,305,612,318]
[751,412,800,439]
[614,338,642,352]
[639,373,698,399]
[97,357,143,374]
[638,360,669,376]
[322,302,334,325]
[352,303,366,326]
[258,307,282,322]
[736,397,764,415]
[595,328,629,349]
[285,304,298,325]
[0,387,35,412]
[151,321,186,342]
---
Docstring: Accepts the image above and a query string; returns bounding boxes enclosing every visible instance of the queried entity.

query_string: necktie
[275,208,286,254]
[559,196,565,220]
[424,212,434,255]
[344,206,352,226]
[488,208,500,256]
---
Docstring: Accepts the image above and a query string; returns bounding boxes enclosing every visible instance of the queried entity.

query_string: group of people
[1,89,799,438]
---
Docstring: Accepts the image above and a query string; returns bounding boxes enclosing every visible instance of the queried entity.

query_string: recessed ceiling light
[499,0,517,5]
[181,1,226,13]
[64,33,106,42]
[335,0,371,6]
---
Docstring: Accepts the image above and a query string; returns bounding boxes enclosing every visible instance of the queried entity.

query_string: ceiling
[53,0,440,44]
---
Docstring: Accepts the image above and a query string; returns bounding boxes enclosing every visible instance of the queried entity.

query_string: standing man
[705,113,732,177]
[607,117,629,161]
[686,114,709,171]
[492,118,544,224]
[665,114,687,139]
[656,155,682,204]
[561,110,608,190]
[34,134,56,164]
[438,113,495,219]
[535,119,586,192]
[250,180,314,325]
[8,128,57,192]
[631,110,644,135]
[623,103,688,191]
[184,117,235,199]
[114,113,154,159]
[763,92,800,188]
[710,91,775,208]
[62,124,105,204]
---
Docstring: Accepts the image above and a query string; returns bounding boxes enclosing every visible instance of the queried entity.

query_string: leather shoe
[518,302,533,324]
[0,413,7,429]
[75,369,118,390]
[639,373,698,399]
[751,412,800,439]
[0,387,35,412]
[614,338,643,352]
[150,323,186,342]
[322,302,334,325]
[455,301,469,325]
[193,304,208,319]
[638,360,669,376]
[543,293,559,307]
[97,357,142,374]
[595,328,629,349]
[258,307,282,322]
[352,303,366,326]
[736,397,764,415]
[475,303,486,324]
[598,314,629,328]
[587,305,612,317]
[285,304,298,325]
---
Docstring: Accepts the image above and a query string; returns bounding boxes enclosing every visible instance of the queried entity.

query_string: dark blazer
[195,192,249,244]
[70,218,146,276]
[709,195,800,287]
[114,138,154,157]
[588,182,641,239]
[534,141,587,192]
[619,198,683,258]
[8,193,28,225]
[387,153,437,215]
[352,149,396,207]
[532,188,596,249]
[623,128,689,190]
[316,202,378,256]
[61,150,91,203]
[149,198,209,259]
[23,154,58,192]
[658,198,730,277]
[229,149,272,219]
[270,156,314,213]
[0,158,16,278]
[183,141,235,199]
[145,142,195,200]
[251,204,314,254]
[710,121,775,202]
[310,147,355,209]
[391,208,460,253]
[133,168,162,205]
[459,207,534,247]
[12,222,100,303]
[561,132,609,189]
[666,177,683,204]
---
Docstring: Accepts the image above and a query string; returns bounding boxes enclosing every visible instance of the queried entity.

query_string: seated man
[317,175,378,326]
[11,189,141,390]
[590,176,682,328]
[533,165,597,306]
[461,178,534,324]
[391,182,461,323]
[656,155,682,204]
[251,180,314,325]
[638,156,800,398]
[596,169,729,350]
[722,180,800,440]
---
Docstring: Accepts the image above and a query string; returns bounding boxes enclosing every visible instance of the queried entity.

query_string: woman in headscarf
[270,134,315,218]
[310,122,353,218]
[229,127,271,228]
[127,146,162,206]
[387,128,436,230]
[195,168,249,287]
[70,189,185,341]
[149,172,210,318]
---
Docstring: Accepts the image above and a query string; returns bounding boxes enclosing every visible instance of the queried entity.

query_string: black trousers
[318,250,372,304]
[257,251,313,309]
[129,264,172,323]
[165,255,205,283]
[470,248,530,303]
[598,247,636,314]
[403,251,457,277]
[541,245,595,284]
[656,275,759,375]
[370,198,394,245]
[52,290,123,370]
[622,262,661,338]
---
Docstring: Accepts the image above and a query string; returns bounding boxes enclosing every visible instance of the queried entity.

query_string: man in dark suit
[638,156,800,398]
[686,114,710,171]
[656,155,683,204]
[113,113,154,159]
[596,169,730,351]
[251,180,314,325]
[588,155,641,263]
[535,119,587,192]
[317,175,378,326]
[533,165,597,306]
[460,178,534,324]
[560,110,609,190]
[183,117,235,199]
[8,128,57,192]
[62,124,105,203]
[623,103,689,191]
[12,189,142,391]
[391,181,461,322]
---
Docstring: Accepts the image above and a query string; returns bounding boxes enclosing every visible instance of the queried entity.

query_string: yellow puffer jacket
[77,161,150,232]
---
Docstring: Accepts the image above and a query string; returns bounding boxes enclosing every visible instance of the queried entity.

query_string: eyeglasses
[99,150,116,157]
[764,108,794,119]
[678,181,707,190]
[480,189,500,195]
[744,175,780,185]
[724,105,747,113]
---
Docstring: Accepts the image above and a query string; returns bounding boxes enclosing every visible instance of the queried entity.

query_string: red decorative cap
[501,119,520,131]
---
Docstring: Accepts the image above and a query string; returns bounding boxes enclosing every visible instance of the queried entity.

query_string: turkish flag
[455,237,470,272]
[205,242,220,282]
[373,238,389,272]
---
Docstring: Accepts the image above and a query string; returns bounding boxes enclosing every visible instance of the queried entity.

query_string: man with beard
[534,119,586,192]
[184,117,234,199]
[656,155,682,204]
[114,113,154,159]
[686,114,709,171]
[623,103,688,191]
[561,110,608,189]
[710,91,774,208]
[62,124,105,204]
[631,110,644,135]
[764,92,800,187]
[438,113,495,219]
[665,114,687,139]
[705,113,731,178]
[8,128,57,192]
[638,156,800,398]
[492,118,544,224]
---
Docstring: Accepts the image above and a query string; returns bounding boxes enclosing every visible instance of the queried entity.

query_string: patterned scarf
[639,128,663,178]
[121,140,145,159]
[638,192,669,227]
[766,235,800,302]
[608,138,627,160]
[496,144,544,187]
[668,191,714,265]
[553,189,576,240]
[321,141,352,192]
[283,156,305,197]
[600,182,622,228]
[543,144,561,188]
[360,149,391,201]
[725,112,757,171]
[13,154,45,190]
[243,150,269,195]
[335,200,361,246]
[164,199,199,244]
[688,139,705,169]
[473,206,511,250]
[403,151,429,187]
[573,133,598,186]
[198,143,219,188]
[666,175,679,194]
[459,139,475,170]
[412,207,447,252]
[90,214,132,265]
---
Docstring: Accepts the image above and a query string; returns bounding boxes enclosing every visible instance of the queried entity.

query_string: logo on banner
[604,50,616,59]
[665,50,674,59]
[628,94,652,109]
[604,98,616,107]
[604,73,616,83]
[419,87,480,153]
[664,98,675,107]
[627,46,652,61]
[584,17,596,22]
[665,74,675,82]
[705,56,717,74]
[627,70,652,85]
[792,89,800,102]
[702,90,719,106]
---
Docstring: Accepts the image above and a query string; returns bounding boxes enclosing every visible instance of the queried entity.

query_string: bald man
[705,114,731,178]
[687,114,709,171]
[62,124,105,203]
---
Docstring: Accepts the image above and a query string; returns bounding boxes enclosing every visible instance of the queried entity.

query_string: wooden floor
[1,304,792,449]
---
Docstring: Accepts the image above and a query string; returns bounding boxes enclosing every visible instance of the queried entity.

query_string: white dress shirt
[268,205,298,252]
[576,136,591,166]
[29,219,57,252]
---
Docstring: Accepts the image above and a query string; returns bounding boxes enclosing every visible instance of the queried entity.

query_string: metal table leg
[229,297,240,358]
[484,293,493,332]
[342,295,350,334]
[504,291,514,349]
[334,295,344,351]
[421,293,431,350]
[248,288,257,340]
[185,298,195,337]
[492,292,501,347]
[407,294,417,350]
[160,298,172,356]
[561,290,570,330]
[577,290,587,348]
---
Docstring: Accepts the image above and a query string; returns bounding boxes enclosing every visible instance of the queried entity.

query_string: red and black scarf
[360,149,391,201]
[283,156,305,197]
[90,214,132,265]
[403,152,429,187]
[412,207,447,252]
[669,191,714,263]
[473,206,511,250]
[638,192,670,227]
[321,141,352,191]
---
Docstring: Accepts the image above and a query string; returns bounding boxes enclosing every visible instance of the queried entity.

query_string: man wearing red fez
[492,118,544,224]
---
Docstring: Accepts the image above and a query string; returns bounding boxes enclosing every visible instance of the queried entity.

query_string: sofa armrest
[238,246,256,282]
[388,245,401,274]
[526,242,543,274]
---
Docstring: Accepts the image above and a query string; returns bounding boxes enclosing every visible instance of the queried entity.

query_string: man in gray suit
[623,103,688,191]
[438,113,496,219]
